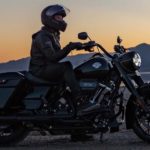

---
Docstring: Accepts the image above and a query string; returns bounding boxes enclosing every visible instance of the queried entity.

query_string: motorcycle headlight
[119,51,142,72]
[132,53,141,68]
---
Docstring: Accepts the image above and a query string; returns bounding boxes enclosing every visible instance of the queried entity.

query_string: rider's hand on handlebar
[64,42,83,51]
[82,41,96,52]
[64,41,96,52]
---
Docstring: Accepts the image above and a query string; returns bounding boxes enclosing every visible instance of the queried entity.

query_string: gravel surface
[0,127,150,150]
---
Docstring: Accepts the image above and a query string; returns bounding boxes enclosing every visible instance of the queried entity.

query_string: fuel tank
[74,57,110,79]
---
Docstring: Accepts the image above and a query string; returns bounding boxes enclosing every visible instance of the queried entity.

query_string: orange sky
[0,0,150,62]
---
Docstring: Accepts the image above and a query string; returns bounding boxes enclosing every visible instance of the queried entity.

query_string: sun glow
[0,0,150,62]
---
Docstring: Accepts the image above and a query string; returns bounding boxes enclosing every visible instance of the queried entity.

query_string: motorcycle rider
[29,5,81,99]
[29,4,94,141]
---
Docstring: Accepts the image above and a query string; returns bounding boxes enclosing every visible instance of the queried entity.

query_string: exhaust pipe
[0,115,72,123]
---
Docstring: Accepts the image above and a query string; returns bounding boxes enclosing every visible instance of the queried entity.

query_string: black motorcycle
[0,32,150,145]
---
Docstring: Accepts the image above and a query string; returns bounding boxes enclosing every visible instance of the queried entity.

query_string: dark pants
[39,61,80,96]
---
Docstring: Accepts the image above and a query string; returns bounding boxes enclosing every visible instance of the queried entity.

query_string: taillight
[0,80,7,84]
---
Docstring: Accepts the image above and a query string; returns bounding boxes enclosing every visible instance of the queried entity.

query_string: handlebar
[77,41,113,58]
[114,45,127,54]
[96,43,113,58]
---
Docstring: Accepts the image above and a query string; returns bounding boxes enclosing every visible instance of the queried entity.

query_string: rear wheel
[132,97,150,143]
[0,123,28,146]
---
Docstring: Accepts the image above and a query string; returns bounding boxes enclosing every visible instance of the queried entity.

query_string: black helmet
[41,4,70,32]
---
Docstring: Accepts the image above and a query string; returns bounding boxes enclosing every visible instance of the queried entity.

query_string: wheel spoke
[132,98,150,142]
[136,108,150,135]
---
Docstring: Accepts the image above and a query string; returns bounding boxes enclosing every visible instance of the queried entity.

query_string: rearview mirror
[117,36,122,45]
[78,32,88,40]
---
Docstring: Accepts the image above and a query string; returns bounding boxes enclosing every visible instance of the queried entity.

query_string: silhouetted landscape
[0,43,149,75]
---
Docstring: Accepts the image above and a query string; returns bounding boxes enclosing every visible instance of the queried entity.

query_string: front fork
[114,60,148,112]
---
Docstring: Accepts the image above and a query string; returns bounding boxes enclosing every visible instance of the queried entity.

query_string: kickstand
[99,132,104,143]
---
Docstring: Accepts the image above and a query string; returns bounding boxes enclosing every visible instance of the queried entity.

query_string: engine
[77,79,115,109]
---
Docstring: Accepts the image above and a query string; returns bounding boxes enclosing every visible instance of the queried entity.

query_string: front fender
[126,83,150,129]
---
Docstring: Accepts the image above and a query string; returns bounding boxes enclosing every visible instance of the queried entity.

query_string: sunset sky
[0,0,150,62]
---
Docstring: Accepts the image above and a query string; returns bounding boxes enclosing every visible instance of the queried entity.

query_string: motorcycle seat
[25,72,62,85]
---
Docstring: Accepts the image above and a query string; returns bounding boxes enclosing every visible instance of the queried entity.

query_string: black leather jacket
[29,26,71,75]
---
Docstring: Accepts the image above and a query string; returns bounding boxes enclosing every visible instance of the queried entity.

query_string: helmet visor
[46,5,70,17]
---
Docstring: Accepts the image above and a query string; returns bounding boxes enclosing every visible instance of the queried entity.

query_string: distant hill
[0,43,149,73]
[0,57,30,73]
[0,53,94,73]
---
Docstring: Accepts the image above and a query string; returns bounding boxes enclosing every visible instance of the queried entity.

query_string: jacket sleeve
[35,33,71,62]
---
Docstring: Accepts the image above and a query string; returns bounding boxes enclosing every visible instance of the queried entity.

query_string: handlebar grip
[76,41,96,51]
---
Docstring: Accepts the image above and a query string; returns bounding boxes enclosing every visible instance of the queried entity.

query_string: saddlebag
[23,86,50,110]
[0,72,26,109]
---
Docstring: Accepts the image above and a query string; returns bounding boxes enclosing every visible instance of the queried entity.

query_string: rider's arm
[35,34,71,63]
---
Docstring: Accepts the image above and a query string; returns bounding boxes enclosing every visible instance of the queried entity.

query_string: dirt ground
[0,127,150,150]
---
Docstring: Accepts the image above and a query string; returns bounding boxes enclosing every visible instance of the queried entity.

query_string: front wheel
[132,97,150,143]
[0,123,28,146]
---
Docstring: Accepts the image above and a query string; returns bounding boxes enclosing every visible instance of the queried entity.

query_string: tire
[0,123,28,146]
[132,105,150,143]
